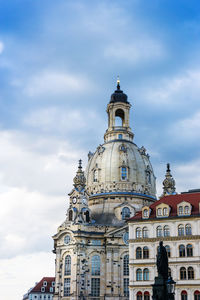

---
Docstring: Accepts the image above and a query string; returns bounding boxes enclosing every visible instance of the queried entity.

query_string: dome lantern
[104,80,133,143]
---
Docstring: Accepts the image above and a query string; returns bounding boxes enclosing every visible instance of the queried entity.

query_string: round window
[64,235,71,245]
[123,232,129,245]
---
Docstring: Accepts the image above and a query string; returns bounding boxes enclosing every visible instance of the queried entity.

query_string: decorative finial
[78,159,82,169]
[117,76,120,90]
[73,159,86,189]
[162,163,176,196]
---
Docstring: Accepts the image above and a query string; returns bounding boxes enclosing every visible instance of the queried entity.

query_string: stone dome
[86,141,156,198]
[85,82,156,219]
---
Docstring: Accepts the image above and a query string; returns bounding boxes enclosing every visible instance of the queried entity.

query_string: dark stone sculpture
[156,241,168,280]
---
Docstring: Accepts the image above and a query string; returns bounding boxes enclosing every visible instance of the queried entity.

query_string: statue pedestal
[152,275,168,300]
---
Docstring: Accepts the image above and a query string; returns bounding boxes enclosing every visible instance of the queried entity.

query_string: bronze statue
[156,241,168,280]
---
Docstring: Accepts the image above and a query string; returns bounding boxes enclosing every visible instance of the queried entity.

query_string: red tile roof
[31,277,55,293]
[128,192,200,221]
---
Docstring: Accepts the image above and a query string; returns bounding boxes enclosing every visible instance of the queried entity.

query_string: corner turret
[67,160,90,224]
[162,163,176,196]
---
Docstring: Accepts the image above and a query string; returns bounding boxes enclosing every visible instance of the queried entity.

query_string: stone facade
[52,82,156,299]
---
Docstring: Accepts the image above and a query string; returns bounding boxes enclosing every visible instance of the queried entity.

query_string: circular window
[123,232,129,245]
[64,235,71,245]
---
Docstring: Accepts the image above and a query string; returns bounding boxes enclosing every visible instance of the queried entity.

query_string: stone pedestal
[152,275,168,300]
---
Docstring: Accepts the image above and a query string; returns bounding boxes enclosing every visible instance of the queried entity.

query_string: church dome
[85,81,156,219]
[86,141,156,198]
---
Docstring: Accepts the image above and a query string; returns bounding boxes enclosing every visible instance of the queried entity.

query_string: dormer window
[41,287,45,292]
[157,208,162,216]
[52,281,55,286]
[121,167,127,180]
[43,281,47,287]
[163,207,168,216]
[179,206,183,215]
[144,209,148,217]
[184,205,190,215]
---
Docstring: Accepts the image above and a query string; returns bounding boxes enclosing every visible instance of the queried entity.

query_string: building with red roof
[23,277,55,300]
[128,186,200,300]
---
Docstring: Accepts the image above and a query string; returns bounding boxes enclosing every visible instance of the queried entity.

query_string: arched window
[115,109,124,126]
[121,167,127,180]
[143,268,149,281]
[156,226,162,237]
[194,291,200,300]
[185,224,192,235]
[136,269,142,281]
[168,267,171,277]
[123,255,129,276]
[136,227,142,238]
[180,267,186,280]
[143,209,148,217]
[144,291,150,300]
[184,206,190,214]
[123,278,129,297]
[91,255,100,275]
[64,255,71,275]
[179,245,185,257]
[143,247,149,259]
[157,208,162,216]
[85,210,90,222]
[143,227,148,238]
[179,206,183,215]
[187,244,193,257]
[93,170,98,182]
[122,207,130,220]
[163,207,168,216]
[164,225,170,237]
[165,245,171,258]
[181,290,187,300]
[136,247,142,259]
[188,266,194,279]
[178,224,184,236]
[137,291,142,300]
[69,210,73,221]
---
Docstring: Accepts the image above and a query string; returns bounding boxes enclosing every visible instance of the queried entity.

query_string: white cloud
[23,107,102,133]
[24,70,93,97]
[143,70,200,105]
[0,252,54,300]
[0,129,83,259]
[171,110,200,141]
[104,38,165,63]
[0,41,4,54]
[0,130,83,195]
[175,159,200,192]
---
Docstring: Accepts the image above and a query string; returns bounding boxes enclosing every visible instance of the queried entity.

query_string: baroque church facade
[52,80,157,300]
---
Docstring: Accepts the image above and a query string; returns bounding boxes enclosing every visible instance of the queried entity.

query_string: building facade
[128,178,200,300]
[52,81,157,300]
[23,277,55,300]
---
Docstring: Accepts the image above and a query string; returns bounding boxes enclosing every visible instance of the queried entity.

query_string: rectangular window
[91,278,100,297]
[121,167,127,180]
[91,240,101,246]
[123,278,129,296]
[64,278,70,296]
[118,134,123,139]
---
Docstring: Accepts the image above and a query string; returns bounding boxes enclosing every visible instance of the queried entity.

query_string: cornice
[129,235,200,243]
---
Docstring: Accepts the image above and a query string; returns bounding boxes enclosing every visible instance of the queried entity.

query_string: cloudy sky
[1,0,200,299]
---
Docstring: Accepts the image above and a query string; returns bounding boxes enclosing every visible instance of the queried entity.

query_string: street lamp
[166,276,176,299]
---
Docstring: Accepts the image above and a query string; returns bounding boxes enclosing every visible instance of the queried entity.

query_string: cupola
[104,79,134,143]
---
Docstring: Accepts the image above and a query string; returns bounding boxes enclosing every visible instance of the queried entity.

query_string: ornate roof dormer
[162,163,176,196]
